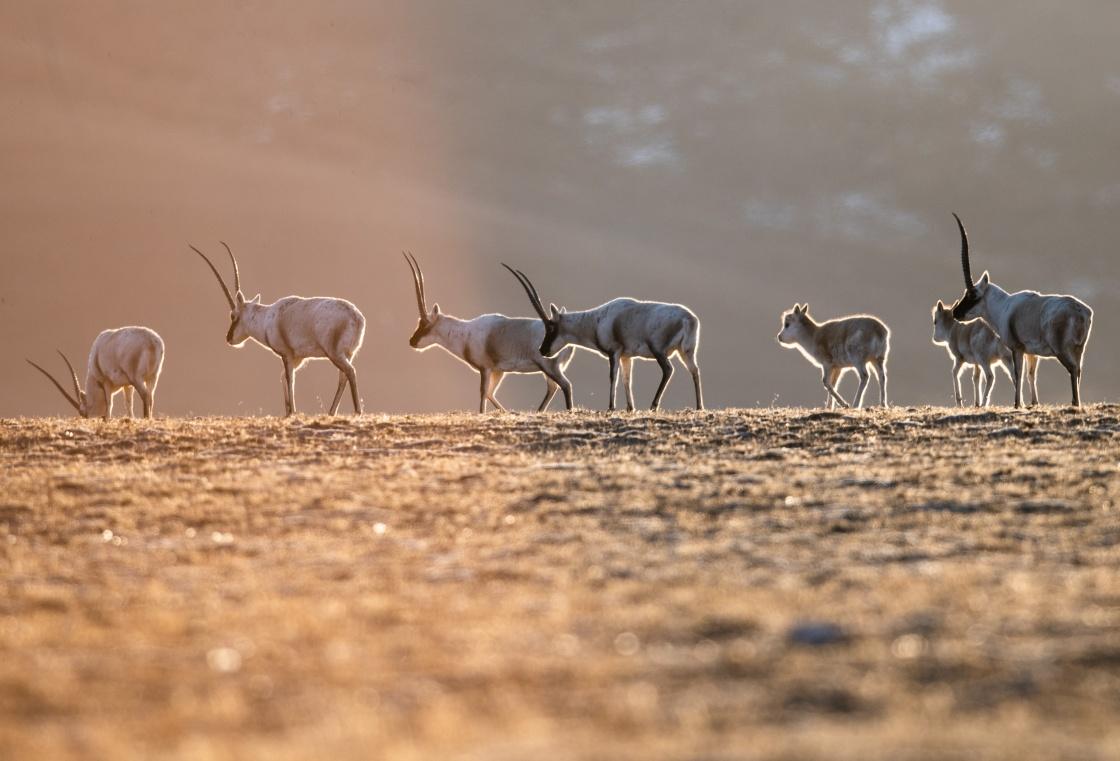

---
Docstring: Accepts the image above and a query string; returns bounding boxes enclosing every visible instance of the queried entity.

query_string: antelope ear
[977,271,990,288]
[250,293,261,304]
[549,303,562,319]
[801,303,810,315]
[431,303,441,316]
[936,299,944,309]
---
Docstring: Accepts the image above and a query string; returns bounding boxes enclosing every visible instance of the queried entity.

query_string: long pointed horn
[189,244,236,310]
[402,252,427,316]
[26,359,80,411]
[57,350,82,400]
[502,263,549,322]
[952,213,974,291]
[219,241,241,294]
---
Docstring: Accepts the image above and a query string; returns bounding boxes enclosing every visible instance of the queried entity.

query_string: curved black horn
[57,350,82,400]
[190,244,236,310]
[219,241,241,294]
[403,252,427,316]
[952,213,974,290]
[502,263,549,322]
[26,359,80,411]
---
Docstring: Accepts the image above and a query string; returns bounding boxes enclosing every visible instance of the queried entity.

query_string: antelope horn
[57,350,82,400]
[403,252,427,316]
[190,244,236,310]
[219,241,241,295]
[26,359,80,411]
[952,213,974,291]
[502,263,549,322]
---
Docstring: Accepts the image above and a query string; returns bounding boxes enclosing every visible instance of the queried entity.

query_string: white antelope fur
[948,214,1092,407]
[404,254,574,413]
[27,327,165,420]
[191,243,365,416]
[777,304,889,409]
[931,300,1028,407]
[505,266,703,411]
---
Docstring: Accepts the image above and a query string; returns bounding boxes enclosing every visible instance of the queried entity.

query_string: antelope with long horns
[504,265,703,411]
[27,327,165,420]
[948,213,1092,408]
[777,304,889,409]
[931,299,1036,407]
[191,242,365,416]
[405,254,575,412]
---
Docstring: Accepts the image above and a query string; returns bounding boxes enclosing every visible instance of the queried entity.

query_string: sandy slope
[2,407,1120,760]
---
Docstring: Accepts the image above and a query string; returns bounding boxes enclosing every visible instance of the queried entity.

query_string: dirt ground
[2,407,1120,760]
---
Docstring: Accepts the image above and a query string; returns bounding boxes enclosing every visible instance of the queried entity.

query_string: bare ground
[2,407,1120,760]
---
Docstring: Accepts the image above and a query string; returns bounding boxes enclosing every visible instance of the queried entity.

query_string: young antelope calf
[931,300,1029,407]
[777,304,889,408]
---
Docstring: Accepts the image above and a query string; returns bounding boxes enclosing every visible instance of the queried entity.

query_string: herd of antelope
[27,214,1094,419]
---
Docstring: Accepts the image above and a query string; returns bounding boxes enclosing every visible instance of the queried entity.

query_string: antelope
[776,304,889,409]
[931,300,1034,407]
[191,242,365,416]
[948,213,1093,407]
[27,327,165,420]
[504,265,703,411]
[404,253,574,412]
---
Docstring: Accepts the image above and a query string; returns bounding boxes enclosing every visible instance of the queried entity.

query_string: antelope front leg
[981,365,996,407]
[1011,350,1024,409]
[537,362,573,411]
[620,356,635,411]
[1026,354,1040,406]
[478,369,491,413]
[821,366,849,409]
[485,370,507,412]
[281,357,296,416]
[682,349,703,410]
[825,367,841,409]
[971,365,982,407]
[607,353,620,411]
[650,353,674,411]
[950,359,964,406]
[124,386,135,418]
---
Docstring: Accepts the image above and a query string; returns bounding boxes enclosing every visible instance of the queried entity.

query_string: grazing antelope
[931,300,1034,407]
[776,304,889,409]
[948,213,1093,407]
[504,265,703,411]
[27,327,165,420]
[404,253,574,412]
[191,242,365,416]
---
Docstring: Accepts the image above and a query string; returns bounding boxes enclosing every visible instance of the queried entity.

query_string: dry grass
[2,406,1120,760]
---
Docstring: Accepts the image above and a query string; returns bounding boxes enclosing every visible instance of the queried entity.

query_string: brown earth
[2,407,1120,760]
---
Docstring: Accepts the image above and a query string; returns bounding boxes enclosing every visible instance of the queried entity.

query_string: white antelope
[191,242,365,416]
[931,299,1034,407]
[404,254,575,412]
[504,265,703,411]
[27,327,165,420]
[776,304,889,409]
[948,214,1093,408]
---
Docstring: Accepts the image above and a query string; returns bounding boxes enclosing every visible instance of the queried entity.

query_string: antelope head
[26,350,100,418]
[777,303,811,345]
[931,299,955,344]
[190,242,260,347]
[403,252,441,348]
[949,213,990,321]
[502,264,564,357]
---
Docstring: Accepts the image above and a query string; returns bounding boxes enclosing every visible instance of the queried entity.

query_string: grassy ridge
[2,407,1120,760]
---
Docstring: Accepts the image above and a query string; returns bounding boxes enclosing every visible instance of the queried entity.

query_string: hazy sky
[3,1,1119,416]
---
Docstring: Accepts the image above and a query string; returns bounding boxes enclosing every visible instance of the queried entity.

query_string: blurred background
[2,1,1118,416]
